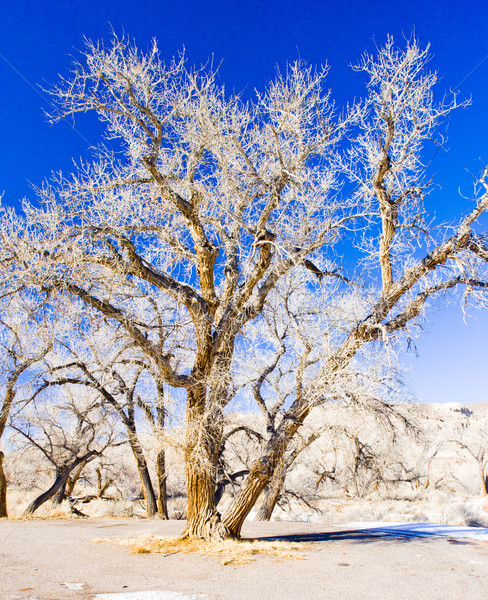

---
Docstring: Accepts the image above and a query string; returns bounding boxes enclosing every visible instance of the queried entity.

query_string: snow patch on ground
[341,521,488,540]
[63,582,85,590]
[93,592,206,600]
[465,498,488,512]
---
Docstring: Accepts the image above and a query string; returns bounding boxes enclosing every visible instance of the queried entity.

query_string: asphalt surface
[0,518,487,600]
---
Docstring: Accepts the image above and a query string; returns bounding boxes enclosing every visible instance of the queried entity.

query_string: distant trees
[445,412,488,495]
[14,304,172,518]
[10,387,121,515]
[0,294,53,517]
[41,345,169,518]
[0,35,487,537]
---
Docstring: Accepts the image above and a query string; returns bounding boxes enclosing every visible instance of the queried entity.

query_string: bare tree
[0,35,487,538]
[446,414,488,495]
[41,350,168,518]
[0,295,53,517]
[10,388,121,515]
[219,39,488,537]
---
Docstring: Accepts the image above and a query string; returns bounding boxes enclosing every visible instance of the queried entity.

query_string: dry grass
[7,513,80,521]
[270,495,488,528]
[94,535,309,565]
[5,495,78,520]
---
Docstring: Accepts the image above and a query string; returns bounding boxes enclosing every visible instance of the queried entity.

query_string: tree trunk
[155,385,168,518]
[23,453,98,515]
[123,417,158,517]
[255,459,286,521]
[221,458,272,537]
[181,386,229,540]
[0,451,7,518]
[128,435,158,518]
[24,466,72,515]
[183,460,230,540]
[96,467,113,498]
[222,402,310,537]
[52,459,87,504]
[156,449,168,519]
[481,468,488,496]
[65,462,87,498]
[53,475,69,505]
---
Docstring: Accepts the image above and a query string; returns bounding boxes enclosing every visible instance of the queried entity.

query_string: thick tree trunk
[156,449,168,519]
[183,462,230,540]
[221,458,273,537]
[255,459,286,521]
[181,385,230,540]
[0,451,7,518]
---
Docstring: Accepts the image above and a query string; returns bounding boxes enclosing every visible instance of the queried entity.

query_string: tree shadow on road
[256,528,477,546]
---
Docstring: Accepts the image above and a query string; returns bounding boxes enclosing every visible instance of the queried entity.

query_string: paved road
[0,518,487,600]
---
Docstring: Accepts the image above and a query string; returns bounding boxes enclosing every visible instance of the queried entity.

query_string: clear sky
[0,0,487,404]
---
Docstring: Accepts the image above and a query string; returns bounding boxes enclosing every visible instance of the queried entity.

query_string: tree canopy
[0,34,487,538]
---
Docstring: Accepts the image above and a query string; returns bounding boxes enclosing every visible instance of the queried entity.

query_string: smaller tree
[447,412,488,496]
[10,387,121,515]
[0,294,52,517]
[38,323,170,518]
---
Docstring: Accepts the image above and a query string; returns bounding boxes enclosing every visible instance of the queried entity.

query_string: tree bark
[481,469,488,496]
[181,385,230,540]
[127,432,158,517]
[0,451,7,518]
[96,467,113,498]
[183,461,230,540]
[54,460,88,503]
[156,449,168,519]
[53,475,69,505]
[24,466,73,515]
[155,385,168,518]
[255,459,286,521]
[221,457,273,537]
[23,452,98,515]
[65,462,86,498]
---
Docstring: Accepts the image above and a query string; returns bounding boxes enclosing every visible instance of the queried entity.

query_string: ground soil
[0,518,487,600]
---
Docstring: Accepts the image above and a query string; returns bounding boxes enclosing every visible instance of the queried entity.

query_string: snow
[465,498,487,511]
[63,582,85,590]
[340,521,488,540]
[430,402,464,411]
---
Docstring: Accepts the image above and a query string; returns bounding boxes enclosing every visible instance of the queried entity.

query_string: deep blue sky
[1,0,487,404]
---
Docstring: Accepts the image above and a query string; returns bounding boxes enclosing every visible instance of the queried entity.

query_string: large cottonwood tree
[1,35,487,538]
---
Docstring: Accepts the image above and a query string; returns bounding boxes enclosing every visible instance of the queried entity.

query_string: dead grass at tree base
[7,513,83,521]
[94,535,310,565]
